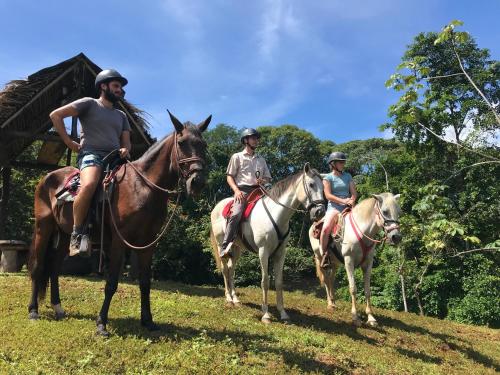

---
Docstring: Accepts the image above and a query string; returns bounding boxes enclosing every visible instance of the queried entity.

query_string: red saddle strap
[348,212,374,266]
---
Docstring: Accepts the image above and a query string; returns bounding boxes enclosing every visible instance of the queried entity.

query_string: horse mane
[353,196,377,222]
[138,132,174,163]
[267,168,320,200]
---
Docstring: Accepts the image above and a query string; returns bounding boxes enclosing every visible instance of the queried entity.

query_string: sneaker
[220,242,233,258]
[69,233,82,257]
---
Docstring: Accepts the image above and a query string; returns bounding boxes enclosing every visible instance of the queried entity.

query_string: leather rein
[104,131,204,250]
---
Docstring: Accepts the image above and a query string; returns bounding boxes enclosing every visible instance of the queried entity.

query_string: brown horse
[28,111,211,336]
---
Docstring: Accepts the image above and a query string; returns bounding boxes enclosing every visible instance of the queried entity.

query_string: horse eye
[309,183,315,188]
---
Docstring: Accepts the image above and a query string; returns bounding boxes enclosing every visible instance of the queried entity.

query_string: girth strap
[262,197,290,253]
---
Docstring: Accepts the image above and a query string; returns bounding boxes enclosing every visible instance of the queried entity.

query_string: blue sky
[0,0,498,144]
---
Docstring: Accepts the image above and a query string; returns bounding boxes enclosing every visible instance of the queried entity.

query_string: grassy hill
[0,273,498,374]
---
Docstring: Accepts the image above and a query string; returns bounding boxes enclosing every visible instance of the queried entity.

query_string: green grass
[1,273,498,374]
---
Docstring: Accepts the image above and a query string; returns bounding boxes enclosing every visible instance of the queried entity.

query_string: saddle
[312,207,352,241]
[54,151,126,253]
[222,188,264,221]
[312,207,352,268]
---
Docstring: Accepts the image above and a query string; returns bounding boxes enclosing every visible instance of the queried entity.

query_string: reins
[102,131,203,250]
[345,198,400,266]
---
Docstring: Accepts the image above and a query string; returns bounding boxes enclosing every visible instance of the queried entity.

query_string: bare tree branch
[451,247,500,257]
[417,122,500,161]
[424,72,465,80]
[444,161,500,182]
[452,43,500,125]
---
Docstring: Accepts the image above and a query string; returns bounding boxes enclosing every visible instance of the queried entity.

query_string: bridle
[173,131,206,181]
[103,129,206,250]
[259,171,324,215]
[375,199,401,235]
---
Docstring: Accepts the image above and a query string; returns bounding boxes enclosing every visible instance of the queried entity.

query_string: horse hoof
[281,318,291,325]
[224,301,234,308]
[55,311,66,321]
[233,301,242,308]
[96,324,110,338]
[367,320,378,328]
[142,321,160,331]
[327,305,335,311]
[261,317,272,324]
[28,311,39,320]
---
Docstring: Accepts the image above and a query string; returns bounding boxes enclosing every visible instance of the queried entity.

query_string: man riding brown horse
[50,69,131,257]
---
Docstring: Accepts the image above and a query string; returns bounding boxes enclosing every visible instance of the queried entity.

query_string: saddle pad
[222,188,264,220]
[311,207,352,240]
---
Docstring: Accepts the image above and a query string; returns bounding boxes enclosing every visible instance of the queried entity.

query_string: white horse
[309,193,402,327]
[210,163,325,323]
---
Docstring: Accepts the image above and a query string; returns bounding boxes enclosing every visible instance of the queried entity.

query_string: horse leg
[273,244,290,322]
[220,258,234,305]
[345,254,361,326]
[324,260,338,311]
[228,246,242,305]
[259,250,272,324]
[136,248,159,331]
[28,212,55,320]
[362,259,378,327]
[96,242,124,337]
[50,232,69,320]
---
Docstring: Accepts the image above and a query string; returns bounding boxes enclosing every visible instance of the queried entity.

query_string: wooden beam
[0,167,11,239]
[1,61,80,129]
[10,161,62,171]
[2,130,72,143]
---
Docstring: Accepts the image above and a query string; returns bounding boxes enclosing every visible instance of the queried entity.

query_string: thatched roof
[0,53,154,168]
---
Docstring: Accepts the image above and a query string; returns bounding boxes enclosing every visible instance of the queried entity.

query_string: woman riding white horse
[309,192,402,327]
[210,163,325,323]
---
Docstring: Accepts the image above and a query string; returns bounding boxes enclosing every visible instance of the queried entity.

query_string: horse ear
[372,194,383,203]
[394,194,400,202]
[167,110,184,134]
[197,115,212,132]
[303,162,311,173]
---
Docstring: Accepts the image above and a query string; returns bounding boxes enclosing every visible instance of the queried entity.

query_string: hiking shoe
[69,233,82,257]
[220,242,233,258]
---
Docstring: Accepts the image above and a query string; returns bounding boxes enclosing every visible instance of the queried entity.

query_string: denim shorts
[327,202,348,213]
[77,151,105,170]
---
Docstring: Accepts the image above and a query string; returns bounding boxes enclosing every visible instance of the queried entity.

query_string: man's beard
[103,87,121,104]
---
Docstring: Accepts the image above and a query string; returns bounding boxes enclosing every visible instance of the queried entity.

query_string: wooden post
[0,167,12,239]
[66,116,78,166]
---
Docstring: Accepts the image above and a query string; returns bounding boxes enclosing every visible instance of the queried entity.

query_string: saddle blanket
[222,188,264,221]
[312,207,352,240]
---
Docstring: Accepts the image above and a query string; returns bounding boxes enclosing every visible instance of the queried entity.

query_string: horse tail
[209,226,222,271]
[314,256,325,286]
[28,178,55,302]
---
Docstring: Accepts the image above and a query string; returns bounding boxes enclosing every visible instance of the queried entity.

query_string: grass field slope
[1,273,498,374]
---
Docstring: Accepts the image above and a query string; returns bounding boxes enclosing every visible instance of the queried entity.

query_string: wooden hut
[0,53,154,269]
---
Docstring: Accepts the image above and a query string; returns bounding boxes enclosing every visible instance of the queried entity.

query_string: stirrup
[320,250,331,269]
[220,242,233,258]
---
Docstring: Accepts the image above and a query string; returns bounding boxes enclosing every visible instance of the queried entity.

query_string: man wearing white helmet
[50,69,131,256]
[220,128,272,257]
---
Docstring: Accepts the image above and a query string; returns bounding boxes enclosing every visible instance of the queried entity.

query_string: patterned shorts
[77,151,105,170]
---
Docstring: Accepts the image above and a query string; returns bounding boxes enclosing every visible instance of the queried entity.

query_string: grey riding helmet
[240,128,261,144]
[95,69,128,90]
[327,151,347,165]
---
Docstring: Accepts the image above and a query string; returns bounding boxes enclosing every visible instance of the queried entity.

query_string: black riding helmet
[95,69,128,90]
[327,151,347,165]
[240,128,261,144]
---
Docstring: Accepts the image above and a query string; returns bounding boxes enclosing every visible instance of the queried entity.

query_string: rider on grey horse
[220,128,272,258]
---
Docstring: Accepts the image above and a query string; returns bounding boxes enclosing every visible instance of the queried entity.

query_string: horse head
[168,110,211,196]
[300,163,326,221]
[372,193,402,244]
